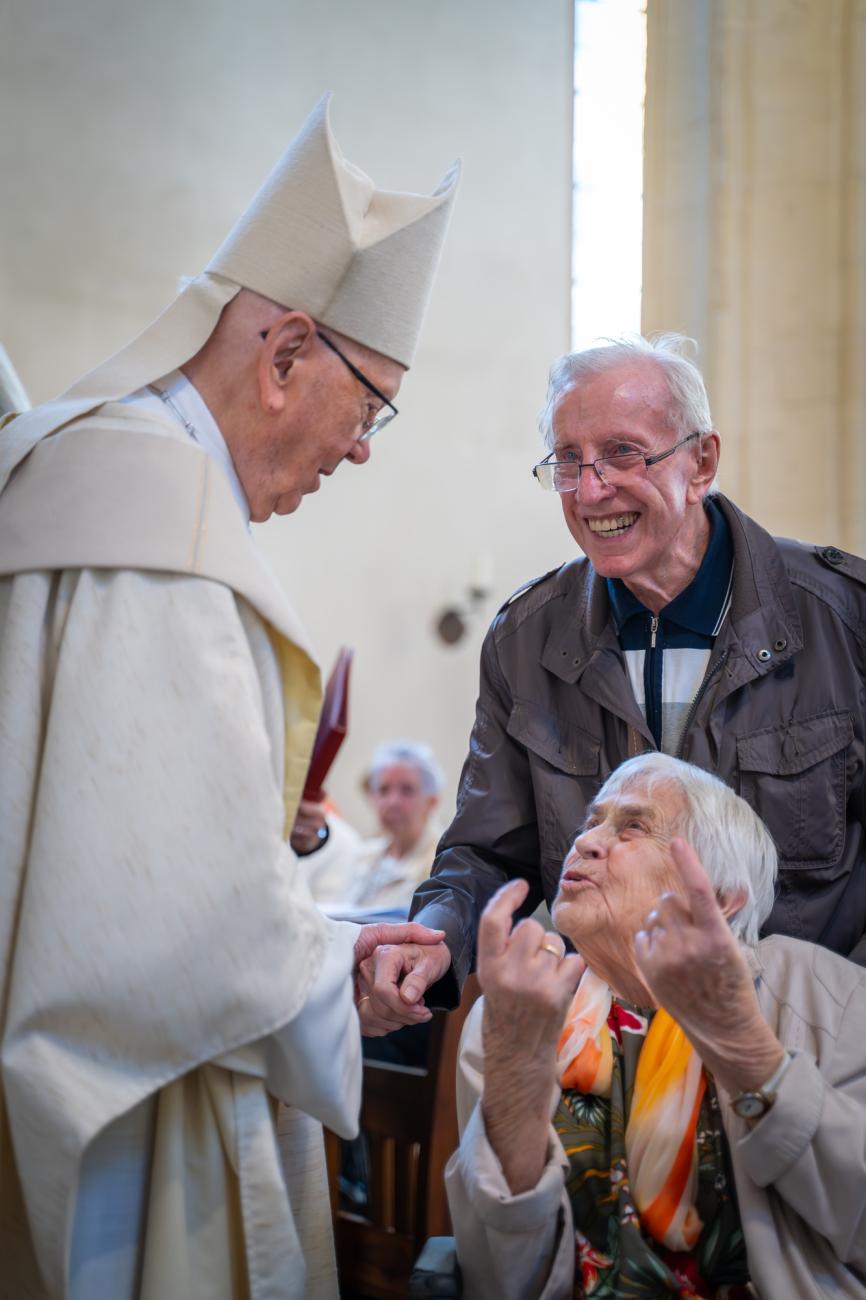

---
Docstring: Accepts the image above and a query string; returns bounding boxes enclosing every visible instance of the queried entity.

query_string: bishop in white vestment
[0,97,458,1299]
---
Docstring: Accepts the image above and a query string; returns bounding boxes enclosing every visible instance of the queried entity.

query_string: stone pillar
[643,0,866,554]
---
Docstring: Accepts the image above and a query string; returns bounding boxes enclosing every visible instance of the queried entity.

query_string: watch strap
[731,1050,793,1118]
[759,1050,794,1095]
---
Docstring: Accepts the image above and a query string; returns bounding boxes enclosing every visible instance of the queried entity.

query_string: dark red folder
[303,647,353,802]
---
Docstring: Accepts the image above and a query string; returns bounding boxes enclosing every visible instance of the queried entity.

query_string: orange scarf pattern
[556,967,706,1252]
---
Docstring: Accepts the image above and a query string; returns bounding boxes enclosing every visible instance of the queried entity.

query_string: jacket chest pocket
[736,710,853,872]
[506,699,600,868]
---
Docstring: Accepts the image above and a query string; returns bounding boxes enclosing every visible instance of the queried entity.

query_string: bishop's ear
[257,311,317,412]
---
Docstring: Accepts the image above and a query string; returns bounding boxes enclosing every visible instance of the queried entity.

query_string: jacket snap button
[757,648,772,662]
[572,658,581,667]
[823,547,844,565]
[561,649,568,657]
[773,638,787,651]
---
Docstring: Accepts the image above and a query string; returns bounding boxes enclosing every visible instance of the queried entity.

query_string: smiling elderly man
[358,332,866,1033]
[0,99,457,1300]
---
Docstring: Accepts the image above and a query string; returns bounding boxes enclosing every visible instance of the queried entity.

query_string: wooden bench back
[325,975,481,1299]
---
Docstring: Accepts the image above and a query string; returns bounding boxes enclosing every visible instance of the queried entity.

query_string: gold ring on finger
[540,939,564,959]
[358,995,372,1007]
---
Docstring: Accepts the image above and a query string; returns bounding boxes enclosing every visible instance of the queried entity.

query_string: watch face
[732,1092,768,1119]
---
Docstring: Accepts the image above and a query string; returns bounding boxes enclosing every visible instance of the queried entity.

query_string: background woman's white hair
[599,753,777,947]
[369,740,445,796]
[538,332,715,471]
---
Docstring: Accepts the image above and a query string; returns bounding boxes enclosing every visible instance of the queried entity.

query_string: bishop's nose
[346,437,372,466]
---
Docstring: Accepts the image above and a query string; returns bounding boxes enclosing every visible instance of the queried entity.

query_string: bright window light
[572,0,647,349]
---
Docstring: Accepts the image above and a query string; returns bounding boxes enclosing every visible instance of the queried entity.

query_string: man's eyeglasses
[532,432,702,494]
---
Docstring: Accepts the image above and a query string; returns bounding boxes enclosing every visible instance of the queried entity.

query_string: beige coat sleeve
[444,999,575,1300]
[262,919,362,1138]
[730,959,866,1271]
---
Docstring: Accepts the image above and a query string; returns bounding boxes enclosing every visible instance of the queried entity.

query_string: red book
[303,647,353,802]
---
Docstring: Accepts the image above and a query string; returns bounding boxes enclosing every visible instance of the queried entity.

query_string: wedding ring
[358,995,372,1007]
[540,939,564,959]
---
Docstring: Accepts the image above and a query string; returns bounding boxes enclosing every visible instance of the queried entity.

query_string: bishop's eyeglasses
[315,331,399,441]
[258,327,398,440]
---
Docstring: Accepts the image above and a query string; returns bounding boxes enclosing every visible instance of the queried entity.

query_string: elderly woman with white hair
[446,753,866,1299]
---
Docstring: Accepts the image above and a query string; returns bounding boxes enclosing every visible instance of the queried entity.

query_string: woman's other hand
[634,839,786,1097]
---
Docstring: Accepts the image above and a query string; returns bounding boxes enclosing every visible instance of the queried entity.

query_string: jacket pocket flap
[737,710,853,777]
[506,699,599,776]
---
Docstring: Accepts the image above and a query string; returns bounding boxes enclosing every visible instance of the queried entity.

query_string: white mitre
[0,344,30,416]
[0,95,459,489]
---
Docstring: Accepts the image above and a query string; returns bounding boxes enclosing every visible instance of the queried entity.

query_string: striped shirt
[607,498,734,755]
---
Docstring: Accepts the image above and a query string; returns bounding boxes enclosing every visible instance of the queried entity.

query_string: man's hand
[356,931,453,1036]
[290,799,329,855]
[478,878,584,1193]
[634,838,785,1096]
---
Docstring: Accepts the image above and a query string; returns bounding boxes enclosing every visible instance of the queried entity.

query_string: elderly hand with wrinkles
[354,924,451,1034]
[634,838,785,1096]
[477,878,585,1193]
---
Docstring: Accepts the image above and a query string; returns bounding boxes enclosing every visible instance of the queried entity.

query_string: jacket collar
[607,496,734,638]
[540,560,614,685]
[539,564,651,740]
[712,494,803,689]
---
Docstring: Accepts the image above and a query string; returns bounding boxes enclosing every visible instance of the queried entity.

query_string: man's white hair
[369,741,445,796]
[538,332,715,469]
[598,753,777,947]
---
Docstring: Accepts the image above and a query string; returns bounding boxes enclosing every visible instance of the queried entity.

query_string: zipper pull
[650,615,659,649]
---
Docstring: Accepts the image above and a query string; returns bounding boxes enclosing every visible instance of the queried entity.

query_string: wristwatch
[295,824,330,858]
[731,1051,793,1119]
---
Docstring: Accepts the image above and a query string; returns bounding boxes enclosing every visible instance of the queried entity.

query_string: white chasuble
[0,405,361,1298]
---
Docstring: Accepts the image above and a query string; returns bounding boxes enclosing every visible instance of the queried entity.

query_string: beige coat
[0,403,360,1299]
[446,935,866,1300]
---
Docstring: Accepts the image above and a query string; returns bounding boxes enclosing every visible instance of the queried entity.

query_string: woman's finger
[478,878,531,962]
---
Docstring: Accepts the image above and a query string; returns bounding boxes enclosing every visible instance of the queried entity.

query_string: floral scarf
[555,968,751,1298]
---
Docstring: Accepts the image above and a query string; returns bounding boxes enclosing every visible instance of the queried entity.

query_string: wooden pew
[325,976,480,1299]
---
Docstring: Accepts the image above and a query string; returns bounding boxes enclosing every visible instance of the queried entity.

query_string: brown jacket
[412,496,866,994]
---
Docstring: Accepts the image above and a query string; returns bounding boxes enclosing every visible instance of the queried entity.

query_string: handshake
[352,922,452,1036]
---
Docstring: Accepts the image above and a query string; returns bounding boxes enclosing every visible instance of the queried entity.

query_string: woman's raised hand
[634,839,785,1096]
[477,878,584,1193]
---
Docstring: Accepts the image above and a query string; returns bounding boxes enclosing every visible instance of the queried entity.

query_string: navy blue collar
[607,498,733,636]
